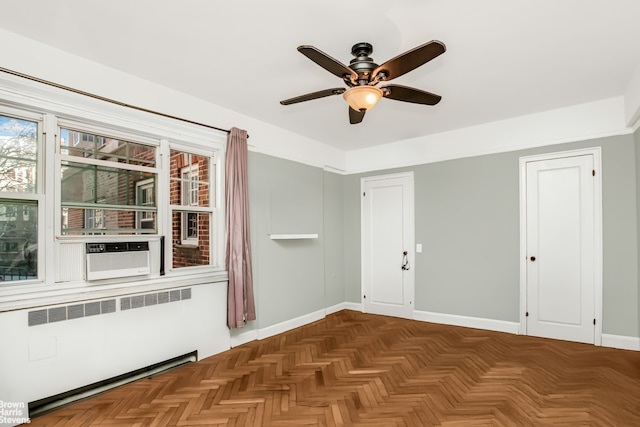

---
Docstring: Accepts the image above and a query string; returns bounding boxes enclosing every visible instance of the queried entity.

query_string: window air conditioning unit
[86,242,150,281]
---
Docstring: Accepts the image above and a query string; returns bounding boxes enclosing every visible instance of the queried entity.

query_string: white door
[362,173,414,319]
[523,152,599,344]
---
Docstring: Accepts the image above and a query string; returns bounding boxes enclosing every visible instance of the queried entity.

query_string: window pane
[61,161,155,207]
[62,207,156,235]
[185,212,198,239]
[169,150,210,207]
[0,200,37,281]
[60,129,155,167]
[172,211,211,268]
[0,115,37,193]
[60,161,157,235]
[136,179,155,231]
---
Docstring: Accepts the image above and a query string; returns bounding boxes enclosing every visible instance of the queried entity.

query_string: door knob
[530,256,536,261]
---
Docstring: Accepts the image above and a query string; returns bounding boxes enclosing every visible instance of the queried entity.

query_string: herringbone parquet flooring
[31,310,640,426]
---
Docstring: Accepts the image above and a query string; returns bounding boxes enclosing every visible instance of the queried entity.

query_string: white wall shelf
[269,234,319,240]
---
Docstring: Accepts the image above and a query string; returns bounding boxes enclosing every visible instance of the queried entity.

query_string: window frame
[166,143,221,272]
[0,105,45,286]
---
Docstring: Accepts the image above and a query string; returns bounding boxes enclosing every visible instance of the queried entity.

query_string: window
[59,128,157,235]
[73,132,105,151]
[0,113,39,282]
[169,150,215,268]
[135,179,155,231]
[85,198,105,235]
[0,95,224,295]
[181,165,199,244]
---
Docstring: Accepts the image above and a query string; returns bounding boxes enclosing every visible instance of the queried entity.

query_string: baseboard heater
[28,351,197,418]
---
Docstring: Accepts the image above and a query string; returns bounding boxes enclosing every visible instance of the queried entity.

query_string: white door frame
[519,147,603,345]
[361,172,415,318]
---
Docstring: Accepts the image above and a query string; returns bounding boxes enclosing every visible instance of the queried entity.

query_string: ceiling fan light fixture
[343,86,383,111]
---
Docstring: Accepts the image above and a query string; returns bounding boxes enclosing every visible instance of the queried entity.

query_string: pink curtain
[225,127,256,329]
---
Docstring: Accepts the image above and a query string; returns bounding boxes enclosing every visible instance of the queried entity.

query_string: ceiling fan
[280,40,446,124]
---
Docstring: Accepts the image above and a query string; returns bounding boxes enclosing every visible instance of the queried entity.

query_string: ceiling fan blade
[349,107,365,124]
[280,88,346,105]
[298,45,358,82]
[373,40,446,81]
[382,84,442,105]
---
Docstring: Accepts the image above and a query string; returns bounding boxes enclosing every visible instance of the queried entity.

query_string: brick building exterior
[169,151,210,268]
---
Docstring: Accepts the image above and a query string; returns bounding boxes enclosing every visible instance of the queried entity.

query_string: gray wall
[243,152,344,330]
[598,136,638,336]
[343,175,362,304]
[343,134,639,337]
[324,171,345,307]
[243,134,639,338]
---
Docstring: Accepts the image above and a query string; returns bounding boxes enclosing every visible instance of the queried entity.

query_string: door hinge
[593,318,596,325]
[592,169,596,176]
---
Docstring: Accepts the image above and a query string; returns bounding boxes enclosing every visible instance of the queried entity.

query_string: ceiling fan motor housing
[349,42,378,84]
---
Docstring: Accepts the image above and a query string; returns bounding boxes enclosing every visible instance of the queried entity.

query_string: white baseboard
[326,301,362,314]
[601,334,640,351]
[230,304,364,347]
[325,302,348,315]
[343,302,363,311]
[229,328,258,348]
[231,307,638,352]
[413,310,520,335]
[257,308,326,340]
[231,306,522,348]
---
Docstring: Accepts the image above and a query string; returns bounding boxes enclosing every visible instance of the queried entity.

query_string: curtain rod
[0,66,243,137]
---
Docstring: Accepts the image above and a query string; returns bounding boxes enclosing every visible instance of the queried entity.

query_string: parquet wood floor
[30,310,640,426]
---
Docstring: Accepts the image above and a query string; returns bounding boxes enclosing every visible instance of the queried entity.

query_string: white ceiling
[1,0,640,151]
